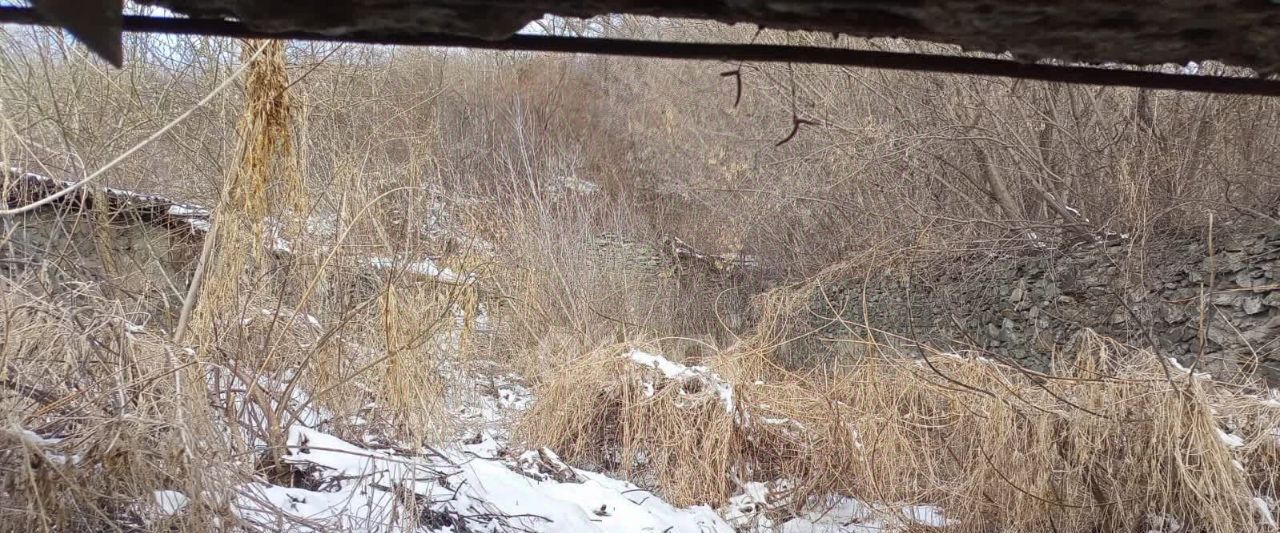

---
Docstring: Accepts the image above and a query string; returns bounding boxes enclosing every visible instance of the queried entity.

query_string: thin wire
[0,40,268,216]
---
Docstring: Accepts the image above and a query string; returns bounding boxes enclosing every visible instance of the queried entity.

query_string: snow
[721,482,774,530]
[937,351,996,365]
[555,175,600,194]
[778,498,885,533]
[540,175,600,199]
[163,201,213,232]
[228,425,733,532]
[1261,389,1280,409]
[153,490,190,516]
[186,218,212,232]
[449,365,532,435]
[1216,428,1245,448]
[1254,497,1277,528]
[625,350,735,414]
[242,307,323,332]
[6,169,187,217]
[14,427,61,446]
[1166,358,1212,380]
[5,299,961,533]
[724,482,954,533]
[627,350,697,381]
[163,203,215,234]
[192,351,729,532]
[370,257,471,284]
[902,505,951,527]
[167,204,210,217]
[306,213,339,238]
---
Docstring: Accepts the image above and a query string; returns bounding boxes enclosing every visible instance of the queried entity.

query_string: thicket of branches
[3,16,1280,532]
[7,21,1278,270]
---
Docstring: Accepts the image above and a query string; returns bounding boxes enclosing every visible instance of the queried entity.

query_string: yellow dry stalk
[191,39,305,349]
[377,284,446,442]
[229,39,307,229]
[429,250,486,352]
[453,282,479,352]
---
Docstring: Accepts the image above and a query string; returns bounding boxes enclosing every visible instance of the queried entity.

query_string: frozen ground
[196,349,953,532]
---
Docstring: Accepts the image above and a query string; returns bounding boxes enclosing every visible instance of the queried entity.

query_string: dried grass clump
[190,38,304,349]
[373,284,450,442]
[817,333,1276,532]
[518,344,745,506]
[519,327,1280,531]
[0,291,236,530]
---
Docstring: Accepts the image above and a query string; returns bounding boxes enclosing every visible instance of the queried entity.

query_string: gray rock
[811,229,1280,380]
[1243,296,1266,315]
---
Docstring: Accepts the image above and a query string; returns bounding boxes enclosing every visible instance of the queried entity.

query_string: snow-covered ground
[723,481,952,533]
[188,347,959,532]
[138,355,737,532]
[123,344,960,532]
[228,426,732,532]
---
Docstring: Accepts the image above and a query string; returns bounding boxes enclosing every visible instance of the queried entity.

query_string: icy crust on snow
[626,350,735,414]
[229,427,732,532]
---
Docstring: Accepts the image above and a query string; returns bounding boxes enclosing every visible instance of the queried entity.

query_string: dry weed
[518,343,745,506]
[519,326,1280,531]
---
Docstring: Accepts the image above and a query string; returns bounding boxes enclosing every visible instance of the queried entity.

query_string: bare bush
[4,14,1280,532]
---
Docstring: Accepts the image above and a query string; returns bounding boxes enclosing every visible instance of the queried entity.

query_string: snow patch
[626,350,734,414]
[1167,358,1212,380]
[1254,497,1277,528]
[230,424,733,532]
[369,256,471,284]
[153,490,190,516]
[167,204,210,218]
[723,481,953,533]
[1217,428,1245,448]
[902,505,951,527]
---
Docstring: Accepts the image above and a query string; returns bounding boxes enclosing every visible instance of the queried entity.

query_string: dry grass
[190,39,304,347]
[519,322,1280,531]
[373,283,453,443]
[0,266,469,530]
[0,287,237,530]
[518,343,745,505]
[0,38,473,530]
[5,16,1280,533]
